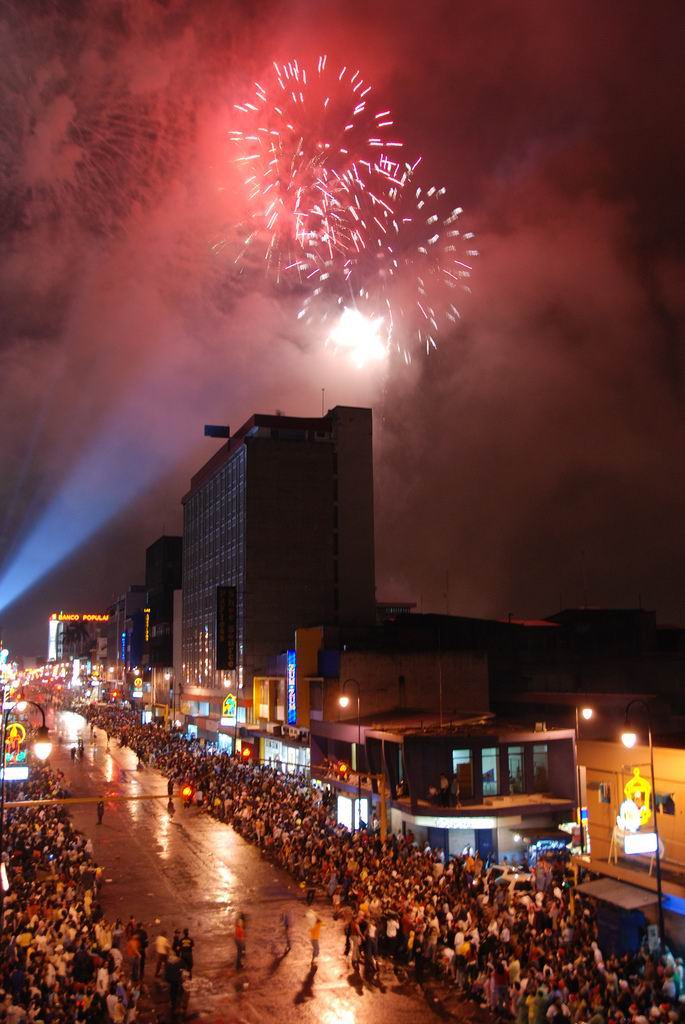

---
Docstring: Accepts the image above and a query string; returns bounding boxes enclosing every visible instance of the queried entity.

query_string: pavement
[50,710,488,1024]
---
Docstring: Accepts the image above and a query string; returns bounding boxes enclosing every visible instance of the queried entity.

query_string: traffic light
[240,744,254,762]
[337,761,350,780]
[181,784,194,805]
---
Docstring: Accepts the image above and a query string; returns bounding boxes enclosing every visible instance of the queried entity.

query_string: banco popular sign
[50,612,110,622]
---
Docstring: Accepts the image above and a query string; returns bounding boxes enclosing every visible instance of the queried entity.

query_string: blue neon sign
[120,631,126,663]
[286,649,297,726]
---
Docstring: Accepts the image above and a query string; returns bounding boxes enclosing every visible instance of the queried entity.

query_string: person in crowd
[0,765,142,1024]
[155,929,171,977]
[70,701,682,1023]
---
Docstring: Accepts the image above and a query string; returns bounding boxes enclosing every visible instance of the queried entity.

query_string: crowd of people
[0,761,193,1023]
[78,703,685,1024]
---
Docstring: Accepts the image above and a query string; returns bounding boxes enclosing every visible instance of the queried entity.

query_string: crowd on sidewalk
[80,703,685,1024]
[0,762,191,1023]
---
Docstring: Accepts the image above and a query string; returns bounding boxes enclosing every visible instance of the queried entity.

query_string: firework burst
[300,170,477,364]
[229,56,476,366]
[229,55,404,281]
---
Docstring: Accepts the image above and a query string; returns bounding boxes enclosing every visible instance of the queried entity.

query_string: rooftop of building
[316,707,574,742]
[184,405,370,498]
[310,604,685,659]
[497,617,559,628]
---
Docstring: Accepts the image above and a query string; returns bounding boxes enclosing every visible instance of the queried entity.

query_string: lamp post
[338,678,362,831]
[621,699,665,951]
[0,691,52,922]
[575,705,594,854]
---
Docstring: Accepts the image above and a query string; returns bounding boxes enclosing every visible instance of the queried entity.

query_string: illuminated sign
[4,722,27,766]
[625,831,658,855]
[617,768,652,832]
[120,631,126,663]
[411,813,498,830]
[0,766,29,781]
[286,649,296,726]
[132,676,143,699]
[49,612,110,622]
[220,692,237,726]
[144,608,151,643]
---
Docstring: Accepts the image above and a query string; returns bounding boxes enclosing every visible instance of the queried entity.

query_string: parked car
[486,863,534,900]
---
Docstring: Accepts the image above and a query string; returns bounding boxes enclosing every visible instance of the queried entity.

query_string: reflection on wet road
[53,712,470,1023]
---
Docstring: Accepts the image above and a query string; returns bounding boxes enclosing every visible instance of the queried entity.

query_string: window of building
[598,782,611,804]
[508,745,524,793]
[482,747,499,796]
[656,792,676,815]
[452,749,473,799]
[532,744,548,791]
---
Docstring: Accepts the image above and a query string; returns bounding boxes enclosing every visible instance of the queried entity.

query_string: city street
[51,711,480,1024]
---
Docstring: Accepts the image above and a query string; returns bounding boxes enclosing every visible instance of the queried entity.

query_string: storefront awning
[575,878,657,911]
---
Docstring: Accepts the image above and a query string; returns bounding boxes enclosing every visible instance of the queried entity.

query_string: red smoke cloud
[1,0,684,651]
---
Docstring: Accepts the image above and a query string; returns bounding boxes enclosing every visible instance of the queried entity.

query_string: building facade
[103,586,147,688]
[582,737,685,898]
[181,406,375,739]
[311,717,576,860]
[144,535,182,720]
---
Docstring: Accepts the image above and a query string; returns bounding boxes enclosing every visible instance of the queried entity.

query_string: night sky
[2,1,685,655]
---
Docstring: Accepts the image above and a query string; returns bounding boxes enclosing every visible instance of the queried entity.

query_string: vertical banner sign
[216,586,237,671]
[286,649,297,726]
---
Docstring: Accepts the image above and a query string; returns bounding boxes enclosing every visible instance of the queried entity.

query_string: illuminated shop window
[508,746,524,794]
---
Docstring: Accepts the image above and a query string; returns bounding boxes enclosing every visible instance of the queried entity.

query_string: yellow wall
[580,738,685,871]
[253,676,279,721]
[294,626,324,728]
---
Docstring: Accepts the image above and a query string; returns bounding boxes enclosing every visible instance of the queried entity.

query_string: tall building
[181,406,375,738]
[104,585,147,681]
[144,535,182,719]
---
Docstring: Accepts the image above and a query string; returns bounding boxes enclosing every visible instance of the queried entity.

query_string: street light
[621,699,665,950]
[338,679,362,831]
[574,705,594,854]
[33,725,53,762]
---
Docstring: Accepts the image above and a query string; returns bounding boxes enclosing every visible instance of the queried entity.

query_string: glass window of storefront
[508,745,524,793]
[337,795,368,830]
[217,733,233,753]
[533,744,549,790]
[263,737,310,772]
[452,748,473,799]
[482,747,498,796]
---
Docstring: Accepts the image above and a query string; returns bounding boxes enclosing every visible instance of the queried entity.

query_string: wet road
[53,711,480,1024]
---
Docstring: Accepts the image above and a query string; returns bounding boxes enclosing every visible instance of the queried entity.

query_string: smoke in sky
[1,1,684,653]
